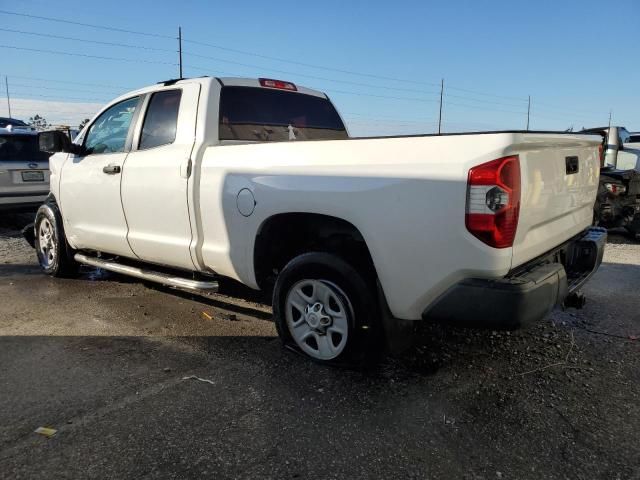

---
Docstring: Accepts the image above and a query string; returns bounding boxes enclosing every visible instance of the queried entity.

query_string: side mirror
[38,130,85,155]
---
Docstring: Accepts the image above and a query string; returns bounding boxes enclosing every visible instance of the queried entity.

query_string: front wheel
[34,203,79,277]
[273,252,382,366]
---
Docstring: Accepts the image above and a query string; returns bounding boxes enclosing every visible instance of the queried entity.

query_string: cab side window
[84,97,139,155]
[139,90,182,150]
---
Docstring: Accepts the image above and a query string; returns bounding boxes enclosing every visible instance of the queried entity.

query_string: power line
[444,85,527,102]
[530,99,606,117]
[0,9,174,39]
[9,82,122,95]
[323,88,439,104]
[0,27,177,52]
[184,52,441,95]
[0,7,619,119]
[444,92,527,109]
[183,37,442,88]
[4,74,132,90]
[8,90,109,102]
[344,112,437,124]
[444,100,527,116]
[0,9,618,128]
[0,45,178,66]
[10,106,98,115]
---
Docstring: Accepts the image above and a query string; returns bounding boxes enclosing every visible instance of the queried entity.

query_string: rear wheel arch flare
[253,213,378,290]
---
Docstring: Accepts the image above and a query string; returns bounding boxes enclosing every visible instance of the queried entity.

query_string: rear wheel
[273,252,382,366]
[34,203,79,277]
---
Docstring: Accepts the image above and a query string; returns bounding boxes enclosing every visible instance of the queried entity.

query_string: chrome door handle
[103,164,121,174]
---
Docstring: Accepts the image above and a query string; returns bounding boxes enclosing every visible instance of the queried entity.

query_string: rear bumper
[422,227,607,329]
[0,192,48,212]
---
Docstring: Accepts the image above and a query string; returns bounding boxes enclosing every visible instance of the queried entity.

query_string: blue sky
[1,0,638,135]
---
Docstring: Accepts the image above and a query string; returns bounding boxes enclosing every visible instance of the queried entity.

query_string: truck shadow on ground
[63,255,640,381]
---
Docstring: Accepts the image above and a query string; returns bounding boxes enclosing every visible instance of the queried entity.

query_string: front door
[60,96,141,256]
[120,85,199,270]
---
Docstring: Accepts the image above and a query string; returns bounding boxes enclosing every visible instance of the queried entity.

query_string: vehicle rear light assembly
[259,78,297,91]
[604,183,626,195]
[598,143,605,166]
[466,155,521,248]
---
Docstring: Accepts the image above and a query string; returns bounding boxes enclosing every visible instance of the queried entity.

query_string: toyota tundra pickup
[33,76,606,365]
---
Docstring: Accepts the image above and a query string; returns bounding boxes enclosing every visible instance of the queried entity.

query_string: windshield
[0,135,51,162]
[219,86,348,142]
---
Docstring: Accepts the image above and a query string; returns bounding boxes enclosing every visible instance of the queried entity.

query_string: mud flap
[377,280,417,355]
[22,222,35,248]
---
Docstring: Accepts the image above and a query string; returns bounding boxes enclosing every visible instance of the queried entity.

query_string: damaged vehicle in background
[582,126,640,238]
[29,76,606,365]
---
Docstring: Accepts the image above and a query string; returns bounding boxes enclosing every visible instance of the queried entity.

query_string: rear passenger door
[120,84,200,270]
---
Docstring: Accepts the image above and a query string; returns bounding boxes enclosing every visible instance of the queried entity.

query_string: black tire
[625,226,639,238]
[273,252,383,366]
[34,203,79,277]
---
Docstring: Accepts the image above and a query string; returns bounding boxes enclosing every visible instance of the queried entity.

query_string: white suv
[0,123,51,212]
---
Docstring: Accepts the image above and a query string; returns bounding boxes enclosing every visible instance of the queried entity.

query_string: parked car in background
[0,117,30,129]
[0,124,52,212]
[581,126,640,237]
[33,77,605,365]
[629,132,640,144]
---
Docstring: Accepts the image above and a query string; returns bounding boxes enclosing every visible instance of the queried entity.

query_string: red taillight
[259,78,297,91]
[598,143,604,166]
[465,155,520,248]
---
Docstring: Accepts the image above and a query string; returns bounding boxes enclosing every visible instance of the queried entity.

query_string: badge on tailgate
[565,156,579,175]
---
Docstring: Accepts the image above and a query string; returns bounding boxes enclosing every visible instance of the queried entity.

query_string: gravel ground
[0,212,638,479]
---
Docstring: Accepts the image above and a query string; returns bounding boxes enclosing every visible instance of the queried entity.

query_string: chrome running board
[74,253,219,292]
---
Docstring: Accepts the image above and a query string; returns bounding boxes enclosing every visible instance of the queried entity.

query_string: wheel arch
[253,212,379,291]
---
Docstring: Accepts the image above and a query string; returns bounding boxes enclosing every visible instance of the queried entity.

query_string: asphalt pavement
[0,213,638,479]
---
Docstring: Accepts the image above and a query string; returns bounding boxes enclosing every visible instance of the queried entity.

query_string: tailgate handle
[102,164,121,175]
[565,156,579,175]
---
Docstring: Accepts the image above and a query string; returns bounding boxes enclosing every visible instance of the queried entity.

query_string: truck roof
[123,76,328,100]
[216,77,327,98]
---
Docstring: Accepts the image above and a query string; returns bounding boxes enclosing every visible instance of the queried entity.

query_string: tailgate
[0,134,51,197]
[509,133,601,268]
[0,160,51,196]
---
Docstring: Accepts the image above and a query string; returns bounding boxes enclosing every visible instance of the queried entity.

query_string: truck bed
[198,130,601,319]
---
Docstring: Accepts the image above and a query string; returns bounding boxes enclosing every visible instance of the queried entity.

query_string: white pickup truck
[34,76,606,365]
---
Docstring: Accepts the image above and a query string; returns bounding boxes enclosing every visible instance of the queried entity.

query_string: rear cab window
[139,89,182,150]
[0,134,51,162]
[219,86,348,142]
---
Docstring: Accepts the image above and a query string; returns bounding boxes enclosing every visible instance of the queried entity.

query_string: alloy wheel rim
[285,279,351,360]
[38,218,57,268]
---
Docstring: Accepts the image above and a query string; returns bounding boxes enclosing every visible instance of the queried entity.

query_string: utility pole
[5,76,11,118]
[526,95,530,131]
[178,26,183,79]
[438,78,444,135]
[608,110,612,128]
